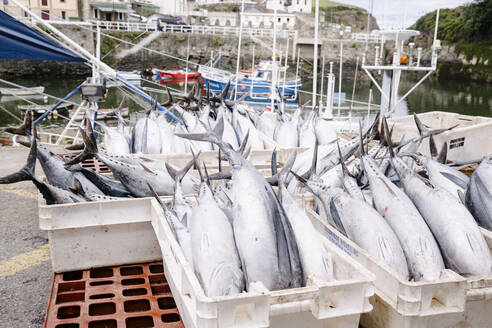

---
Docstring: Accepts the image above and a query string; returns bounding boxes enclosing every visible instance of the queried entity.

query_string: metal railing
[351,33,381,42]
[14,16,297,39]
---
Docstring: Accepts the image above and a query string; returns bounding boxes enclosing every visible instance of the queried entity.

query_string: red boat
[153,68,200,81]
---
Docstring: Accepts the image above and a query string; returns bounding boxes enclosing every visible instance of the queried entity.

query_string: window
[119,12,123,20]
[41,10,49,20]
[61,11,66,19]
[61,0,65,2]
[41,0,47,6]
[94,9,98,19]
[278,18,281,22]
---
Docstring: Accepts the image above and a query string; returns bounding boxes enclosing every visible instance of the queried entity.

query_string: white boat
[0,86,45,96]
[107,71,142,87]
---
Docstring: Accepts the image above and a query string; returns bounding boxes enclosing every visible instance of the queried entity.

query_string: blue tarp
[0,11,85,62]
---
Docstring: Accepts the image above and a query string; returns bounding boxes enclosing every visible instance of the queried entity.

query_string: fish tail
[0,135,37,184]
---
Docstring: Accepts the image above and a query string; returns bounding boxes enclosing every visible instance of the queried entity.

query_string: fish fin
[238,129,250,155]
[166,152,199,183]
[269,149,297,186]
[0,134,36,184]
[429,135,438,159]
[300,139,318,180]
[4,110,33,136]
[69,178,86,197]
[437,142,448,164]
[208,171,233,180]
[382,118,395,157]
[64,127,98,166]
[337,140,351,178]
[271,148,278,176]
[413,113,430,138]
[329,198,347,236]
[176,117,224,146]
[181,213,188,228]
[65,143,85,151]
[457,189,466,205]
[203,162,212,188]
[140,163,157,175]
[441,171,468,190]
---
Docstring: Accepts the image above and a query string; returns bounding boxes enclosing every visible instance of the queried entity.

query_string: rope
[0,104,23,122]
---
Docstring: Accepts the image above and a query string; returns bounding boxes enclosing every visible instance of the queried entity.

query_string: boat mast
[184,35,190,95]
[234,0,246,101]
[337,40,343,116]
[271,8,277,110]
[312,0,320,109]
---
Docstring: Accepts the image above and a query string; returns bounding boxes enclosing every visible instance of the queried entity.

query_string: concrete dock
[0,146,51,328]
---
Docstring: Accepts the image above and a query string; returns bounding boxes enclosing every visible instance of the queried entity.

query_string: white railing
[15,16,297,38]
[351,33,381,42]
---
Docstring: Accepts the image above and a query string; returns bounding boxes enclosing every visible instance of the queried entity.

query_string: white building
[266,0,312,13]
[195,0,244,4]
[242,5,295,29]
[153,0,185,15]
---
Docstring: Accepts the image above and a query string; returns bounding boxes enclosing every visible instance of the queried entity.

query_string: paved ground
[0,147,51,328]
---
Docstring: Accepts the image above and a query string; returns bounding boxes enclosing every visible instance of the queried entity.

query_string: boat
[68,107,129,120]
[199,60,302,106]
[107,71,142,87]
[18,103,73,115]
[152,68,200,82]
[0,86,45,96]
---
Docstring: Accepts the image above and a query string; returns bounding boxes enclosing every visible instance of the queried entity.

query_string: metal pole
[366,88,372,122]
[271,8,277,110]
[252,44,255,71]
[282,38,289,100]
[312,0,319,109]
[319,55,325,108]
[34,85,83,125]
[295,47,300,100]
[349,56,359,119]
[337,40,342,116]
[234,0,246,101]
[184,35,190,95]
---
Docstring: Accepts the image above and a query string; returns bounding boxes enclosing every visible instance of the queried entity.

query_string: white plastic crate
[38,197,163,272]
[388,111,492,162]
[303,208,470,328]
[150,198,375,328]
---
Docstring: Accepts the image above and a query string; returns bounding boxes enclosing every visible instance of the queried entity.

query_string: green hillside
[412,0,491,44]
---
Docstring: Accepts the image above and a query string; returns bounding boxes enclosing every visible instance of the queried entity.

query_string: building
[195,0,243,4]
[242,5,296,29]
[3,0,79,20]
[90,1,134,21]
[266,0,312,13]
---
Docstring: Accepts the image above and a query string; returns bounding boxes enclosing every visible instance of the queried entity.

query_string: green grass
[317,0,357,10]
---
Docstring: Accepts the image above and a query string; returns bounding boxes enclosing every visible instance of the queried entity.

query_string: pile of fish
[3,86,492,291]
[101,83,338,155]
[288,116,492,281]
[147,120,334,297]
[2,113,337,297]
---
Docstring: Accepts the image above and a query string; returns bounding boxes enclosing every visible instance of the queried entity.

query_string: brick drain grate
[60,154,111,175]
[44,262,184,328]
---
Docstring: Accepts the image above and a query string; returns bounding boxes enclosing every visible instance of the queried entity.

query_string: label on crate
[450,137,465,149]
[324,226,359,257]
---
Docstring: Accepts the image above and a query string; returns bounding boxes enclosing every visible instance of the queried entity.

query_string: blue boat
[199,60,302,107]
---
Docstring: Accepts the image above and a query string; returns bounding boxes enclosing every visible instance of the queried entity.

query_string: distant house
[242,4,295,29]
[4,0,79,20]
[90,0,135,21]
[266,0,312,13]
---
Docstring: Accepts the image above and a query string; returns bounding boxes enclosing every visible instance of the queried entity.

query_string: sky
[330,0,472,29]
